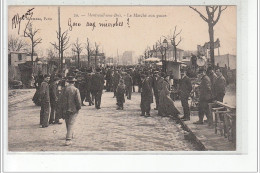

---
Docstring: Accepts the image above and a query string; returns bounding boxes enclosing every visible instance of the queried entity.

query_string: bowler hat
[67,76,77,82]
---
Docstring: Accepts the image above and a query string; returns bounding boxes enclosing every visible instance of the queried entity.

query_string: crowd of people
[32,64,227,146]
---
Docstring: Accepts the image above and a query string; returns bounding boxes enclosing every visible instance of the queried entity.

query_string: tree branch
[189,6,208,22]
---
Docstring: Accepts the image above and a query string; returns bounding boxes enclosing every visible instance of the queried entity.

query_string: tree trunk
[208,24,215,67]
[95,54,97,67]
[78,53,80,68]
[31,43,34,62]
[174,45,177,62]
[88,52,90,67]
[61,51,63,73]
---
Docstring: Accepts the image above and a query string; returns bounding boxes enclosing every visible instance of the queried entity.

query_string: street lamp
[163,38,168,73]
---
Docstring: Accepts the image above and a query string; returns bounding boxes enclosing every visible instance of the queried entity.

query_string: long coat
[199,75,212,101]
[158,80,180,116]
[91,73,104,91]
[141,78,153,104]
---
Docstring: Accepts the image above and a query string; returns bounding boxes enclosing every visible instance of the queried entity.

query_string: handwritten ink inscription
[68,17,125,31]
[12,8,34,35]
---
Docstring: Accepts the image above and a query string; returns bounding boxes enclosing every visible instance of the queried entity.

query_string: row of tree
[142,5,227,67]
[8,21,101,71]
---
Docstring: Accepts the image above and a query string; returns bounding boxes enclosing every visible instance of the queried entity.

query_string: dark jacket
[63,84,81,114]
[113,72,120,88]
[199,75,212,101]
[141,78,153,103]
[124,75,133,87]
[215,75,226,95]
[208,72,217,97]
[91,73,104,91]
[85,74,92,91]
[40,81,50,103]
[49,81,58,102]
[179,76,192,98]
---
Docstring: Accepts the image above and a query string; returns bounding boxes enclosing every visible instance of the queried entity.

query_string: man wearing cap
[63,76,81,146]
[49,77,62,124]
[179,70,192,121]
[39,74,50,128]
[91,68,105,109]
[194,68,213,126]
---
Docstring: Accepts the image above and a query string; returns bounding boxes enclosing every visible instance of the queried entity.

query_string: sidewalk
[175,101,236,151]
[8,89,35,106]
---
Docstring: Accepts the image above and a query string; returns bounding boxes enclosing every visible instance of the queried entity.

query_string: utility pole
[58,6,62,72]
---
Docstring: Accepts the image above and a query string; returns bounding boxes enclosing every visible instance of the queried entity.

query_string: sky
[8,6,236,59]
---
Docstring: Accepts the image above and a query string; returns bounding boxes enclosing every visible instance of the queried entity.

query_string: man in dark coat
[112,70,120,97]
[85,71,94,106]
[140,74,153,117]
[194,69,213,126]
[207,66,217,100]
[214,68,226,102]
[39,75,50,128]
[49,77,62,124]
[105,68,112,92]
[91,69,104,109]
[179,70,192,121]
[124,72,133,100]
[77,73,87,106]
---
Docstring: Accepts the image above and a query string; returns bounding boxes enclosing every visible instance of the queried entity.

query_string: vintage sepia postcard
[2,0,258,172]
[7,5,237,152]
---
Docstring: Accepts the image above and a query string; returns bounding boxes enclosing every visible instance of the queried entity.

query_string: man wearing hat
[179,70,192,121]
[63,76,82,146]
[91,68,105,109]
[39,74,50,128]
[140,74,153,117]
[194,68,213,126]
[49,77,62,124]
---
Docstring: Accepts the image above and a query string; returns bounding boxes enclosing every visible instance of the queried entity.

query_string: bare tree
[189,6,227,66]
[156,38,165,60]
[46,48,57,59]
[85,38,93,66]
[72,38,83,68]
[94,42,99,67]
[24,22,42,62]
[169,26,182,62]
[50,30,70,72]
[8,35,29,52]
